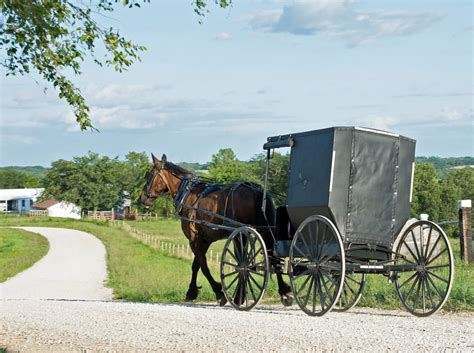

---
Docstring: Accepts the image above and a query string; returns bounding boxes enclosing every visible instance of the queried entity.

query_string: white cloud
[437,107,473,126]
[355,115,400,131]
[3,134,39,145]
[213,32,232,41]
[86,83,169,105]
[243,0,444,46]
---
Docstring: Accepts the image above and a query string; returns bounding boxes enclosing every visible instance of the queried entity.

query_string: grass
[0,227,49,282]
[125,218,474,311]
[0,214,471,311]
[124,218,226,254]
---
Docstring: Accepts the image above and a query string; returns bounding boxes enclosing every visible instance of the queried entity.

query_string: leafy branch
[0,0,231,130]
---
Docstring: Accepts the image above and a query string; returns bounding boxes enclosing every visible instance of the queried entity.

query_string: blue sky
[0,0,472,166]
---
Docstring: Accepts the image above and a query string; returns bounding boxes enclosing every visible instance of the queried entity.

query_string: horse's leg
[276,273,293,306]
[194,241,227,306]
[185,256,201,301]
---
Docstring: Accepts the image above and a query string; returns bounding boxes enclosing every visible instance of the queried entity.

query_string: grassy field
[125,218,474,311]
[0,214,471,311]
[0,227,49,282]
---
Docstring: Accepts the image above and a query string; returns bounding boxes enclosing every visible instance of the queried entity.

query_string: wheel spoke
[223,270,239,278]
[308,221,316,259]
[246,246,262,264]
[294,269,312,279]
[413,275,422,311]
[405,275,420,302]
[247,276,258,303]
[244,278,249,307]
[421,276,426,313]
[424,226,433,259]
[225,271,240,290]
[345,275,362,286]
[298,233,312,260]
[424,276,436,309]
[226,248,239,263]
[426,247,448,265]
[296,273,312,296]
[402,240,418,261]
[302,275,314,308]
[426,263,449,270]
[320,273,333,303]
[312,275,318,313]
[248,269,264,277]
[411,230,422,260]
[248,272,264,292]
[398,272,417,290]
[426,272,445,299]
[426,270,449,284]
[294,243,310,259]
[425,235,441,264]
[222,260,237,267]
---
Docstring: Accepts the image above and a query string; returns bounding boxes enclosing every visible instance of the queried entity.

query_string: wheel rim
[289,215,345,316]
[394,220,454,316]
[220,227,269,311]
[333,272,366,312]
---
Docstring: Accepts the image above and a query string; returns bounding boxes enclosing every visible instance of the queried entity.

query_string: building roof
[33,198,59,209]
[0,188,44,201]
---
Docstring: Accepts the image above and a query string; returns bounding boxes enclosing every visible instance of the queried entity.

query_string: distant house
[32,199,81,219]
[0,188,44,213]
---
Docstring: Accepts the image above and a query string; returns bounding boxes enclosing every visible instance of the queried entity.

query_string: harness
[174,176,199,213]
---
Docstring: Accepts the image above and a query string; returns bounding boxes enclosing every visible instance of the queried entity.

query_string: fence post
[458,200,473,263]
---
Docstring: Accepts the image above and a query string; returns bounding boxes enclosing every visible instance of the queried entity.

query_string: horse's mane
[164,161,193,176]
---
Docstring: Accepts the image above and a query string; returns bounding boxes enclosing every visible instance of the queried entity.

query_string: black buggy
[219,127,454,317]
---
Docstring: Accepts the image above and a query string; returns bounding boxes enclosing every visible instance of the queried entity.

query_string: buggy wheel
[333,272,366,312]
[220,227,269,311]
[289,215,345,316]
[394,220,454,317]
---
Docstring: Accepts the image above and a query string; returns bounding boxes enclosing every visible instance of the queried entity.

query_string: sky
[0,0,472,167]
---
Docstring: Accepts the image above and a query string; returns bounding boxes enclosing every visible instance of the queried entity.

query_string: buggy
[219,127,454,317]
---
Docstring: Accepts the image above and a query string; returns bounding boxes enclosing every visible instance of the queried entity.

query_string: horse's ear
[151,153,160,165]
[161,154,167,163]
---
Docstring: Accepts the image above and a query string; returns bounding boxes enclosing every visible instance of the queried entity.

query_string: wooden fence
[29,210,49,217]
[110,220,221,266]
[85,210,115,221]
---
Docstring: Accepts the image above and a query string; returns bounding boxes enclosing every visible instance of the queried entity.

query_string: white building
[32,199,81,219]
[0,188,44,213]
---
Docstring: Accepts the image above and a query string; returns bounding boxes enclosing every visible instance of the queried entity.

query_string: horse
[139,153,292,306]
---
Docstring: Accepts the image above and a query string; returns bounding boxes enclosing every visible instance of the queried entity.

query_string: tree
[0,170,41,188]
[115,151,151,209]
[43,152,123,210]
[411,163,441,221]
[246,152,290,205]
[208,148,247,183]
[0,0,231,130]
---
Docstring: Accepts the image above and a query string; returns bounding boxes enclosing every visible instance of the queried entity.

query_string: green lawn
[0,214,471,311]
[0,227,49,282]
[124,218,226,254]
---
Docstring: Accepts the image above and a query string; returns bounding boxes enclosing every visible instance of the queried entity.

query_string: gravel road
[0,227,472,352]
[0,227,112,300]
[1,300,472,352]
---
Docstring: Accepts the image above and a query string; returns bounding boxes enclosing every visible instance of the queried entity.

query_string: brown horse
[139,153,292,306]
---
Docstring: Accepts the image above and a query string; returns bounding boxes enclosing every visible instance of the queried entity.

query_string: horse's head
[139,153,170,207]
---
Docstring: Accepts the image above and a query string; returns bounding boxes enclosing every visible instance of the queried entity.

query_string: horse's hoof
[217,292,227,306]
[185,286,201,301]
[280,294,293,307]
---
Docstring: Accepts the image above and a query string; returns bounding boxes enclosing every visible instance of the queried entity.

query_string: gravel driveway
[0,227,472,352]
[0,301,472,352]
[0,227,112,300]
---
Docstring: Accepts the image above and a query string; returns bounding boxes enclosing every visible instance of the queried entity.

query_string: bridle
[143,162,186,200]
